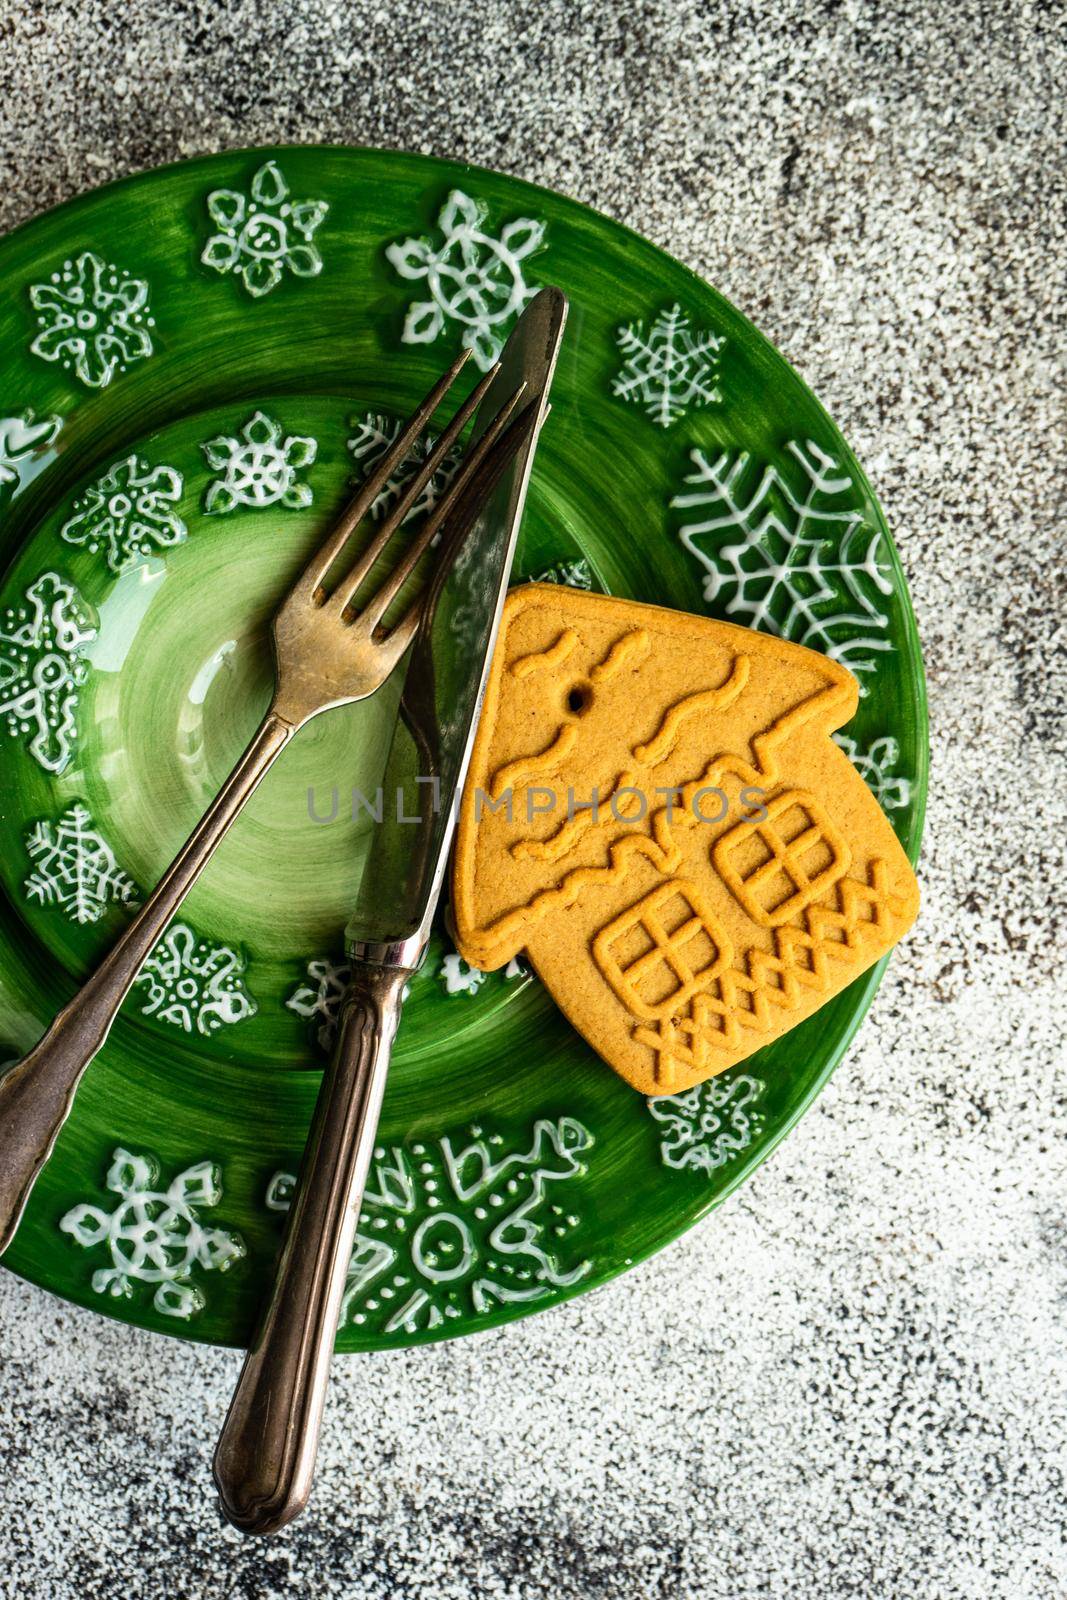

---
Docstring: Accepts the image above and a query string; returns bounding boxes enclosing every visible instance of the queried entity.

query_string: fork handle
[0,709,295,1253]
[213,961,412,1535]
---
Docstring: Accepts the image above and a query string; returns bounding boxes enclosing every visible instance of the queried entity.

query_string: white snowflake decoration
[201,410,316,514]
[438,943,526,997]
[0,571,97,774]
[613,304,724,427]
[439,951,487,997]
[673,437,894,688]
[528,556,595,590]
[647,1073,764,1177]
[834,732,911,811]
[0,410,62,498]
[60,454,187,574]
[24,804,138,925]
[286,956,351,1050]
[201,159,329,299]
[133,922,257,1035]
[347,411,463,524]
[29,251,154,389]
[266,1115,593,1336]
[61,1147,245,1319]
[386,189,546,370]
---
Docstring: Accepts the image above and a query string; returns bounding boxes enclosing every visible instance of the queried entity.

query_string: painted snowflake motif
[286,956,351,1051]
[201,159,329,299]
[647,1073,764,1177]
[834,732,911,811]
[613,304,724,427]
[0,410,63,499]
[0,571,97,774]
[60,455,186,574]
[29,252,154,390]
[347,411,463,525]
[24,803,138,925]
[438,940,525,998]
[527,556,596,590]
[386,189,546,370]
[286,956,414,1054]
[61,1147,245,1319]
[132,922,257,1035]
[673,438,894,689]
[201,411,316,515]
[267,1116,593,1336]
[439,951,487,996]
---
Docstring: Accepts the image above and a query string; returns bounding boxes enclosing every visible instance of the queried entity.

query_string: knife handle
[213,960,412,1536]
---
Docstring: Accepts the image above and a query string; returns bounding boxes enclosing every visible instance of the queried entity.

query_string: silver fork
[0,350,527,1252]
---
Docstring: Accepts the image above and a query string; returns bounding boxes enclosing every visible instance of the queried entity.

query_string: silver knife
[213,287,568,1536]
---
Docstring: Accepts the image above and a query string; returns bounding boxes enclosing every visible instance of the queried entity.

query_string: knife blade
[345,284,568,959]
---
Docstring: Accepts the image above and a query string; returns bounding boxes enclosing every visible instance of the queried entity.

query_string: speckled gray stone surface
[0,2,1064,1596]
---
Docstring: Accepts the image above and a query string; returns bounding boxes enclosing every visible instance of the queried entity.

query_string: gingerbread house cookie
[452,585,919,1096]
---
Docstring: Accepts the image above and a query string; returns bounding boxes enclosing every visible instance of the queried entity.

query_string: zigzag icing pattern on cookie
[632,859,910,1087]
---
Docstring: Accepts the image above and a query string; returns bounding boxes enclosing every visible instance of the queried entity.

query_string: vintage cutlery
[0,341,537,1254]
[212,287,568,1536]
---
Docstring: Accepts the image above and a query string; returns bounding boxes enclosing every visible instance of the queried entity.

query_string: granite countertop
[0,2,1063,1596]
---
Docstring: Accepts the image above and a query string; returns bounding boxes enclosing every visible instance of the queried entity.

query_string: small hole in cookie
[566,682,592,716]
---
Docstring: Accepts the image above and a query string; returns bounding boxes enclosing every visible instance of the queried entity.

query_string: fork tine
[381,396,540,663]
[293,348,473,597]
[323,360,502,609]
[345,381,529,632]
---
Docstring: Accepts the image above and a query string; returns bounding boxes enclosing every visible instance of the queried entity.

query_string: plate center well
[0,394,426,1051]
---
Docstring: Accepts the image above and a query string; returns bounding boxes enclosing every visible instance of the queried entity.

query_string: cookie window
[712,789,851,927]
[592,878,731,1022]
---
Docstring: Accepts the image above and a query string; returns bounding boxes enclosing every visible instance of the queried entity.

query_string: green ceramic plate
[0,147,926,1348]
